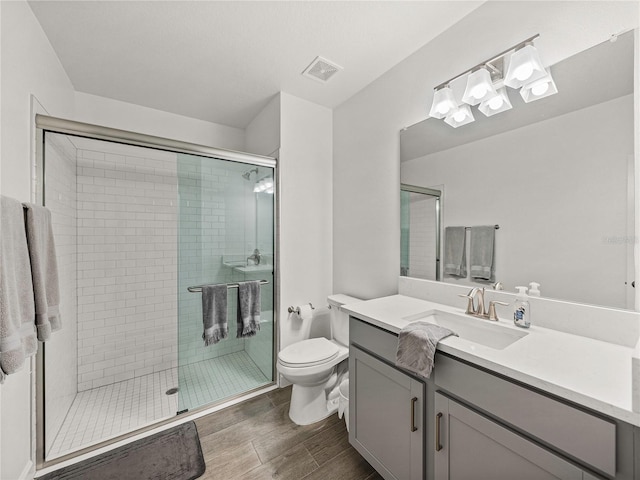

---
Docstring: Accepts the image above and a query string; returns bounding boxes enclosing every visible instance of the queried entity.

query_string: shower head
[242,168,259,180]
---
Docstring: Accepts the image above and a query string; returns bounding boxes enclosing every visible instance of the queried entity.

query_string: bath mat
[40,421,205,480]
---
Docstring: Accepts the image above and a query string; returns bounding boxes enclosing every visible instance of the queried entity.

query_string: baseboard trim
[19,459,35,480]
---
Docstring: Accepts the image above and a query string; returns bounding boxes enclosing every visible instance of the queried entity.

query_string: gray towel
[0,196,37,382]
[444,226,466,277]
[237,281,260,338]
[395,322,457,379]
[202,284,228,345]
[23,203,61,341]
[470,226,495,280]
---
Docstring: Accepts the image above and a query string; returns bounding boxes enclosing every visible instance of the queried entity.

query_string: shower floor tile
[47,351,271,460]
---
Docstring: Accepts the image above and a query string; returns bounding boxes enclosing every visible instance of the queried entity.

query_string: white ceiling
[28,1,482,128]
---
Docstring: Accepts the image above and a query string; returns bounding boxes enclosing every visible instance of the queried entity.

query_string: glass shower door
[176,153,275,413]
[400,185,441,281]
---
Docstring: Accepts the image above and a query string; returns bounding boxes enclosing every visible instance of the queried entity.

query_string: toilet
[277,294,361,425]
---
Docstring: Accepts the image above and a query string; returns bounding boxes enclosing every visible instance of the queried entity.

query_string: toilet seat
[278,337,339,368]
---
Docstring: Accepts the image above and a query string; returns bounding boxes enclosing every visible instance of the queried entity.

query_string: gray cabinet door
[434,392,587,480]
[350,346,424,480]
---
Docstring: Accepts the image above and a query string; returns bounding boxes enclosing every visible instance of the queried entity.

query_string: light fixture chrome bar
[434,33,540,90]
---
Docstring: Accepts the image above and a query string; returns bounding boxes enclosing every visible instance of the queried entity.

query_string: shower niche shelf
[222,256,272,273]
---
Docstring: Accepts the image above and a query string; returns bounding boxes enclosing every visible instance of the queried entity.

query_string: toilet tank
[327,294,362,347]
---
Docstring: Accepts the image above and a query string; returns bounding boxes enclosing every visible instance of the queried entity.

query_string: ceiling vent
[302,56,343,83]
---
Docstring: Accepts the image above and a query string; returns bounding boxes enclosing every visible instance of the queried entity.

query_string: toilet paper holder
[287,303,315,315]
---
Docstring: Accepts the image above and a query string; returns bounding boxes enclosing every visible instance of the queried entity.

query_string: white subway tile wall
[43,134,79,456]
[75,143,178,391]
[409,195,437,280]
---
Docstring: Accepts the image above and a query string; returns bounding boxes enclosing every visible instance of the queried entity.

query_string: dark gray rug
[40,421,205,480]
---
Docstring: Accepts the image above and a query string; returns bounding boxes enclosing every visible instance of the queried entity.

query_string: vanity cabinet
[350,345,424,480]
[434,392,589,479]
[349,317,427,480]
[349,315,638,480]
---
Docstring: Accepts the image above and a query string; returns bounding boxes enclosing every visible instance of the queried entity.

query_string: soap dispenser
[529,282,541,297]
[513,286,530,328]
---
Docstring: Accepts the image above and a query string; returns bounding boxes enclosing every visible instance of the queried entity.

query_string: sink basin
[402,310,528,350]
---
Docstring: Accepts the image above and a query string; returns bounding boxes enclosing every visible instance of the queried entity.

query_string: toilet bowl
[277,294,361,425]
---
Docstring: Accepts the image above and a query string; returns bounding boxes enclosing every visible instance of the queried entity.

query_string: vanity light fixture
[444,104,474,128]
[503,43,547,89]
[253,177,274,194]
[428,34,556,128]
[519,73,558,103]
[478,87,513,117]
[462,67,497,105]
[428,86,458,119]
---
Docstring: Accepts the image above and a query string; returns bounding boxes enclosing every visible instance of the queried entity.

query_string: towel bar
[187,279,269,293]
[464,225,499,230]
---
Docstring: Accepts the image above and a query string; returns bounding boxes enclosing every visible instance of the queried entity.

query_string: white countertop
[343,294,640,427]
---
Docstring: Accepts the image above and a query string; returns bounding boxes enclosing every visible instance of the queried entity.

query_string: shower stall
[400,184,441,281]
[35,117,277,464]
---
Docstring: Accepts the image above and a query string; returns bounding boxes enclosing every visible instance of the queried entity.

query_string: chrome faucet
[247,248,261,265]
[459,287,484,316]
[459,287,508,321]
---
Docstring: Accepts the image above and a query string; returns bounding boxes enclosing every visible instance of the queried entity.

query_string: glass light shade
[444,104,474,128]
[428,86,457,119]
[504,44,547,89]
[478,88,513,117]
[520,73,558,103]
[462,68,497,105]
[255,177,274,193]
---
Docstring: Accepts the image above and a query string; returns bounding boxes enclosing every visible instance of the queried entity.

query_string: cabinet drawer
[434,355,616,477]
[350,317,398,364]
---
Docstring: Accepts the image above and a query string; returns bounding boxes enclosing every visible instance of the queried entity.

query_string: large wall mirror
[400,31,636,310]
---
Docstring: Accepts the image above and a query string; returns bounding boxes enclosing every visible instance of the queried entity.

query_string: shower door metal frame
[34,115,280,470]
[400,183,442,281]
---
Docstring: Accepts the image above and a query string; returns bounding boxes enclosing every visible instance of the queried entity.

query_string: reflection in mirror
[401,185,441,281]
[400,31,635,310]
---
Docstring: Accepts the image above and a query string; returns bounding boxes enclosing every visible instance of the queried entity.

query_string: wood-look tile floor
[194,386,384,480]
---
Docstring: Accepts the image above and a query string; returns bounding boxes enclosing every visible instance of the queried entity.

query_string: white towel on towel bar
[237,281,261,338]
[470,225,495,280]
[23,203,62,341]
[0,196,37,382]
